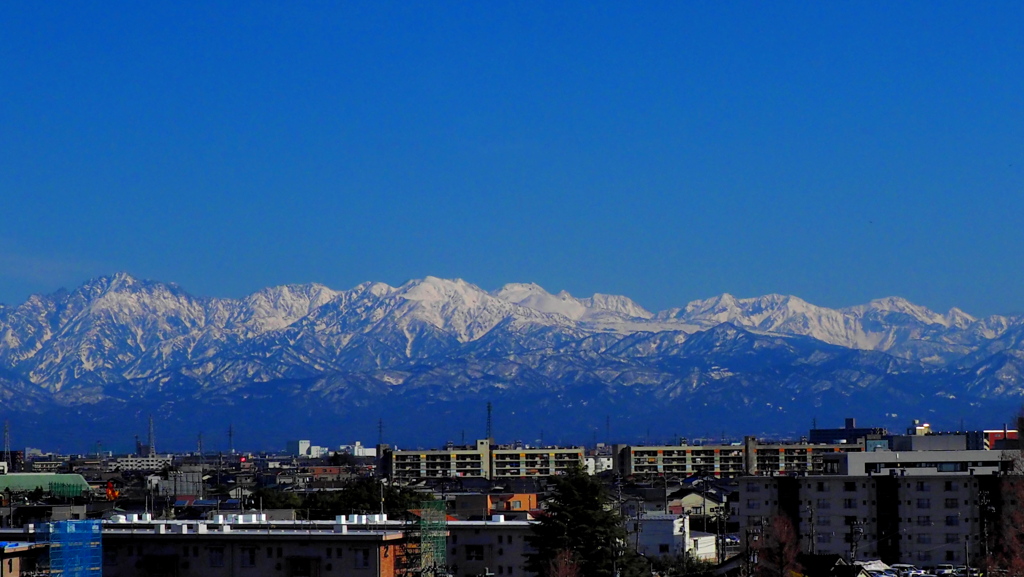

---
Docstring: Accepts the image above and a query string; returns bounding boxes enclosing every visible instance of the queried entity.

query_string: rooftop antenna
[486,401,493,442]
[228,423,235,455]
[148,415,156,457]
[3,420,11,471]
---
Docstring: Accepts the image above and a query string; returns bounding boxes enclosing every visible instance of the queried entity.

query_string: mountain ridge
[1,273,1023,449]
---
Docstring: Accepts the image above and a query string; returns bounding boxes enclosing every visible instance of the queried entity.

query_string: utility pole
[228,423,235,455]
[848,520,863,562]
[808,503,817,555]
[148,415,156,457]
[980,490,992,559]
[198,433,205,500]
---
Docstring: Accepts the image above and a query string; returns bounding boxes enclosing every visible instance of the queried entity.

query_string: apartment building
[385,441,583,482]
[104,516,406,577]
[614,437,865,478]
[734,450,1013,565]
[490,447,584,479]
[388,440,491,481]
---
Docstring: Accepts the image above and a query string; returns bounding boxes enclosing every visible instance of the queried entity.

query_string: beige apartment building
[385,441,583,482]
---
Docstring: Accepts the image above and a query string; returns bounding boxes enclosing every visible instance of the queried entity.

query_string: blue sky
[1,2,1022,316]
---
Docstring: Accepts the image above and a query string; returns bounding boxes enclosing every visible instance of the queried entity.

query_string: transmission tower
[148,415,156,457]
[228,423,235,455]
[486,401,493,442]
[3,420,11,471]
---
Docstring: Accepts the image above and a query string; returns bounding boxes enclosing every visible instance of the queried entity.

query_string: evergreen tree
[525,469,632,577]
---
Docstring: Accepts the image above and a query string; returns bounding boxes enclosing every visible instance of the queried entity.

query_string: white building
[633,514,717,561]
[339,442,377,458]
[586,455,613,475]
[286,440,311,456]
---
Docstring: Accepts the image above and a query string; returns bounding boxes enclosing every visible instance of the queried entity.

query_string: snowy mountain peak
[946,307,977,330]
[581,293,653,319]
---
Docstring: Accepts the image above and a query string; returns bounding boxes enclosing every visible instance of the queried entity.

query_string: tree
[550,550,582,577]
[652,554,716,577]
[992,407,1024,575]
[751,515,800,577]
[525,469,632,577]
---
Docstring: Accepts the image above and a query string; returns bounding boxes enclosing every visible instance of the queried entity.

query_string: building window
[946,551,956,561]
[817,534,831,544]
[747,500,760,510]
[946,516,960,526]
[498,536,504,544]
[209,547,225,567]
[945,498,959,509]
[268,548,274,558]
[945,481,955,491]
[816,499,831,509]
[843,499,857,509]
[917,499,931,509]
[916,481,931,491]
[466,546,484,561]
[917,516,931,526]
[918,534,932,544]
[659,544,670,554]
[947,534,960,544]
[354,549,371,569]
[183,546,189,557]
[844,482,856,492]
[241,548,257,568]
[817,517,831,526]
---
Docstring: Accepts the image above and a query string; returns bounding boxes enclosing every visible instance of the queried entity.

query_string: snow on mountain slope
[650,293,1013,362]
[491,283,654,332]
[1,273,1022,401]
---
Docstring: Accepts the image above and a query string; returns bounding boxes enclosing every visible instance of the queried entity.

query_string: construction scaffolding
[419,500,448,577]
[38,520,102,577]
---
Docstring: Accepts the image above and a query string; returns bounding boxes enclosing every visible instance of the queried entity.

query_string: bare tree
[550,550,582,577]
[752,515,801,577]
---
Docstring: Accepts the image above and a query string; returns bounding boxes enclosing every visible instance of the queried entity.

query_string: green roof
[0,473,91,495]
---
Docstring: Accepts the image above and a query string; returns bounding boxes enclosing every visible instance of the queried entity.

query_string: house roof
[0,473,90,494]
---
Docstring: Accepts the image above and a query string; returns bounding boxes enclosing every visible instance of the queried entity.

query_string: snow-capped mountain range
[2,273,1023,450]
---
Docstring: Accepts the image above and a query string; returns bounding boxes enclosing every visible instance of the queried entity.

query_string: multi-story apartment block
[491,447,584,479]
[614,437,865,478]
[735,450,1013,565]
[388,440,492,481]
[385,441,583,482]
